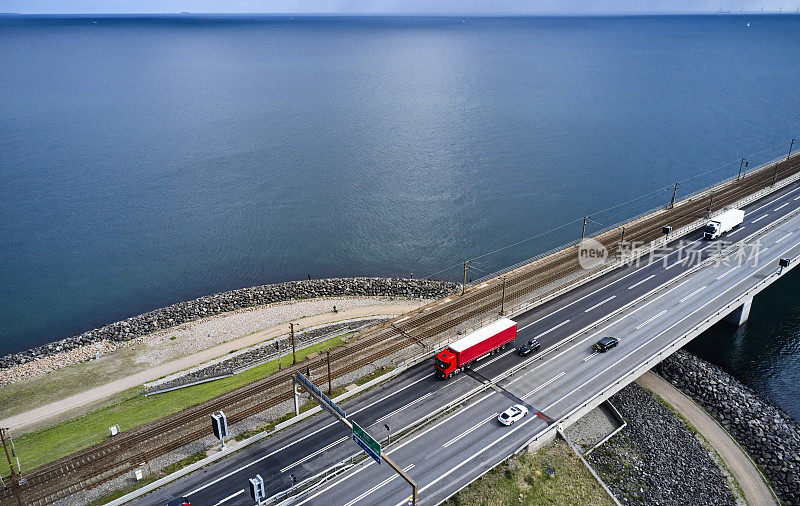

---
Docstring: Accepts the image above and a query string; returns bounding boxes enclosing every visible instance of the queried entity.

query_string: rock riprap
[1,277,458,371]
[587,383,735,506]
[656,349,800,505]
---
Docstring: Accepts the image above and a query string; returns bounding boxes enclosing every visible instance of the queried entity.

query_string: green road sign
[352,421,381,464]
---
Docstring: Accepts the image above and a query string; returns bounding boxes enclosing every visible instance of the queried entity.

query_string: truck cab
[703,221,722,240]
[435,349,457,378]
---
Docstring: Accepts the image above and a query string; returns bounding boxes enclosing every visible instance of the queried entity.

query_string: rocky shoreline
[1,277,459,371]
[656,349,800,504]
[587,382,737,506]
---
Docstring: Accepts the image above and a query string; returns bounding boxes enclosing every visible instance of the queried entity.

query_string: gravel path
[637,371,778,506]
[1,298,428,432]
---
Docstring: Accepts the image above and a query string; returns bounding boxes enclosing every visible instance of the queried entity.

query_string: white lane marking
[542,236,800,414]
[518,239,702,329]
[476,348,517,370]
[584,295,616,313]
[795,195,800,201]
[752,213,769,224]
[716,267,738,280]
[727,226,745,237]
[375,391,435,423]
[213,489,244,505]
[583,352,598,362]
[775,202,791,211]
[343,464,415,506]
[664,260,685,270]
[627,274,655,290]
[635,310,667,330]
[295,391,497,506]
[748,186,800,215]
[520,371,566,399]
[524,276,692,380]
[185,372,432,496]
[775,233,792,244]
[679,286,706,303]
[442,413,498,448]
[529,320,571,340]
[280,436,349,473]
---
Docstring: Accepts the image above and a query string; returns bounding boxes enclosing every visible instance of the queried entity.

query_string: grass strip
[443,438,614,506]
[5,333,349,475]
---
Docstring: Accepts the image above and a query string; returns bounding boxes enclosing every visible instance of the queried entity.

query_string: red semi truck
[435,318,518,379]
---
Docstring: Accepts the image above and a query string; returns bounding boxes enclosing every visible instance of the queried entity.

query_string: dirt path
[1,300,425,433]
[637,371,778,506]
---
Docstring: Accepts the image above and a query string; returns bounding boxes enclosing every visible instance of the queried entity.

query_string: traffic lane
[186,363,485,505]
[302,392,546,506]
[141,362,474,505]
[293,390,505,506]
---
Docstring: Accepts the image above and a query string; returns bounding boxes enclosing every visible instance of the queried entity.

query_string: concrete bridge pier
[724,297,753,326]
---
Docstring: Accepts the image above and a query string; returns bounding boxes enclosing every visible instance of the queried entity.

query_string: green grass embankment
[443,438,615,506]
[6,333,350,475]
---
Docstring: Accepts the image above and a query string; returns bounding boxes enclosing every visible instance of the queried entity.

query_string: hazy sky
[3,0,798,15]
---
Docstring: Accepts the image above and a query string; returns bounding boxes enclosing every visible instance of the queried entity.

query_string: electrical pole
[707,191,715,219]
[326,348,333,395]
[290,323,297,365]
[773,163,780,185]
[461,261,468,295]
[581,216,589,240]
[500,277,506,315]
[737,158,746,180]
[788,138,796,160]
[1,428,23,506]
[669,183,678,209]
[620,226,625,243]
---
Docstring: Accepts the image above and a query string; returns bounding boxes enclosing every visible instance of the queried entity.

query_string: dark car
[592,336,619,353]
[165,498,191,506]
[517,339,541,356]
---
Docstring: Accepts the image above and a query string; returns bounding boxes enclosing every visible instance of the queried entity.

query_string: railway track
[2,153,798,506]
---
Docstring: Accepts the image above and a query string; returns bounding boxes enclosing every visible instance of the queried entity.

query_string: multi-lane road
[135,178,800,506]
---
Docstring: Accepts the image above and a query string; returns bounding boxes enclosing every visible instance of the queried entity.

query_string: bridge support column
[724,297,753,326]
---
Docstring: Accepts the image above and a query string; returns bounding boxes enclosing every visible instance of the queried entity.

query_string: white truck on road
[703,209,745,240]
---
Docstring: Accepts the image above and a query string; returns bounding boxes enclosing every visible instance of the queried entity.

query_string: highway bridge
[2,150,799,506]
[125,154,800,506]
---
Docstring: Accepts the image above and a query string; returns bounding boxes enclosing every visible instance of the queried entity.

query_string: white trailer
[703,209,745,240]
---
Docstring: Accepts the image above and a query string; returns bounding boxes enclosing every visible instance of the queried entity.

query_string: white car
[498,404,529,426]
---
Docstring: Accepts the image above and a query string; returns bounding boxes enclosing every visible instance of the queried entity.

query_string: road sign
[211,411,229,440]
[297,372,347,419]
[249,474,265,503]
[352,421,381,464]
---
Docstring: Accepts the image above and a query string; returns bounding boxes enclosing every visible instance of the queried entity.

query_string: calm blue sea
[1,14,799,415]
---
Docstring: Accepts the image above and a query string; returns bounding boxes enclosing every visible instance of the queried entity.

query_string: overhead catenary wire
[420,136,798,281]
